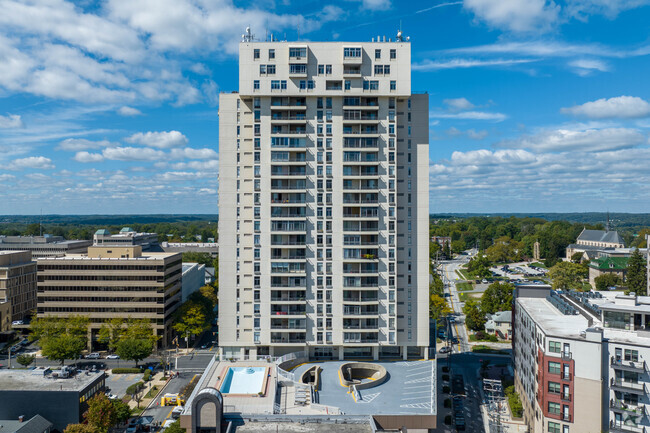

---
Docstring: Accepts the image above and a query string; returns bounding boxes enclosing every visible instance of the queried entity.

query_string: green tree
[467,255,492,279]
[84,394,117,433]
[451,240,465,254]
[112,399,132,425]
[626,248,647,296]
[173,304,210,346]
[64,425,99,433]
[30,316,90,365]
[480,282,514,314]
[115,338,154,367]
[442,241,451,259]
[100,318,158,364]
[594,273,621,291]
[486,236,524,263]
[181,252,213,266]
[164,421,186,433]
[547,261,586,291]
[430,294,452,325]
[571,252,585,263]
[199,285,218,310]
[463,301,486,332]
[16,354,35,367]
[430,273,444,297]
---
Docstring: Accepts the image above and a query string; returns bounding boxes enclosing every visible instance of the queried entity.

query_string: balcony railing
[611,356,647,372]
[271,337,306,343]
[343,297,379,302]
[609,421,645,433]
[271,297,306,302]
[611,378,646,392]
[610,399,646,415]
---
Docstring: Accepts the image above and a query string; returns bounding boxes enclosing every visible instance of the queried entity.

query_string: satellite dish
[246,27,251,33]
[397,30,402,38]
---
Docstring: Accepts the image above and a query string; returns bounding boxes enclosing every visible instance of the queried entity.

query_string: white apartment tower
[218,36,429,360]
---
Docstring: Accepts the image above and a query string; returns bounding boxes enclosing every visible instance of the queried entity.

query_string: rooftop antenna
[297,23,300,41]
[39,208,42,236]
[241,26,254,43]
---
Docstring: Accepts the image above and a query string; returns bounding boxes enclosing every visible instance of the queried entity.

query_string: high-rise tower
[218,36,429,360]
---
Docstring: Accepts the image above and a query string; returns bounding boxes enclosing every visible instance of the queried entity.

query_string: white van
[85,353,101,359]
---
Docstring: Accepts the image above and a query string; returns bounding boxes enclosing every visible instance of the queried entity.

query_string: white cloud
[0,174,16,181]
[0,114,24,128]
[569,59,609,76]
[7,156,54,170]
[197,188,216,195]
[499,127,646,152]
[171,160,219,170]
[566,0,650,19]
[413,58,536,70]
[74,151,105,163]
[463,0,560,32]
[444,98,475,111]
[126,130,188,149]
[58,138,115,152]
[561,96,650,119]
[431,111,507,122]
[118,106,142,116]
[446,127,488,140]
[451,149,537,165]
[103,147,165,161]
[170,148,218,160]
[361,0,391,10]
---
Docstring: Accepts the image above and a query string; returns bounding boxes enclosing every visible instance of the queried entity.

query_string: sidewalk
[121,371,171,410]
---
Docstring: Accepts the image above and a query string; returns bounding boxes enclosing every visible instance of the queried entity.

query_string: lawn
[471,345,510,355]
[458,292,481,302]
[455,268,470,280]
[530,262,546,268]
[456,282,474,291]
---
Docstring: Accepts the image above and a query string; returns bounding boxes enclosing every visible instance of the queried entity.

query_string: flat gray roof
[518,298,593,339]
[230,421,372,433]
[0,369,104,392]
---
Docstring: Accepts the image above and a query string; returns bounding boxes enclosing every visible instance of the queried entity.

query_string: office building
[513,285,650,433]
[36,246,182,348]
[0,236,91,259]
[93,227,161,251]
[0,368,105,432]
[182,262,206,302]
[0,251,37,323]
[218,36,429,360]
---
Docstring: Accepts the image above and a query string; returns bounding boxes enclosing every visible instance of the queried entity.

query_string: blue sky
[1,0,650,214]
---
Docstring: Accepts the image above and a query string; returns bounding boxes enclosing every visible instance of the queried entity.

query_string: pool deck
[209,361,277,414]
[289,360,436,416]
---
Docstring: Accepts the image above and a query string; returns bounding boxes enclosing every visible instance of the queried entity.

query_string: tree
[442,241,451,260]
[64,425,99,433]
[486,237,524,263]
[100,318,158,364]
[429,294,452,325]
[199,285,218,310]
[481,282,514,314]
[626,248,647,296]
[126,381,145,408]
[112,399,132,425]
[30,316,90,365]
[571,252,585,264]
[181,252,213,266]
[547,261,586,291]
[463,301,486,332]
[451,240,465,254]
[467,255,492,279]
[594,273,621,291]
[173,304,210,346]
[164,421,186,433]
[84,394,117,433]
[430,273,444,297]
[16,354,35,367]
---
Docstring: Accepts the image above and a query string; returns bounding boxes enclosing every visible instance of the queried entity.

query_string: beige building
[36,246,182,348]
[0,235,90,258]
[513,285,650,433]
[0,250,37,325]
[218,38,430,360]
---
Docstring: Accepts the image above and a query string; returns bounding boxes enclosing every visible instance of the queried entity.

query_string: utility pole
[484,379,506,433]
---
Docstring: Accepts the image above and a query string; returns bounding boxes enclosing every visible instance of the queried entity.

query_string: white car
[106,354,120,359]
[106,393,118,400]
[85,353,101,359]
[12,320,24,326]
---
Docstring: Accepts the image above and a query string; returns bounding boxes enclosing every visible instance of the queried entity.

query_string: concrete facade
[182,262,206,302]
[218,39,429,360]
[0,251,37,324]
[93,227,160,251]
[36,246,182,348]
[0,236,90,259]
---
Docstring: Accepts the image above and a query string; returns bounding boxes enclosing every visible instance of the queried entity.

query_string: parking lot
[106,372,144,397]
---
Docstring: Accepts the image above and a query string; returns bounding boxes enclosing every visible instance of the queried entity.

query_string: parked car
[439,346,452,354]
[106,393,118,400]
[85,353,101,359]
[11,320,23,326]
[106,354,120,359]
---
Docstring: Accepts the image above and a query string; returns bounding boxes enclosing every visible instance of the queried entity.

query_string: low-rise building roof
[0,415,53,433]
[577,229,624,246]
[588,256,629,270]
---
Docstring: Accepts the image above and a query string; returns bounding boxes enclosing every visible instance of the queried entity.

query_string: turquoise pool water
[219,367,267,394]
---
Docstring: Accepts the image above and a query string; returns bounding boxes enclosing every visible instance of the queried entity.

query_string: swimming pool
[219,367,268,395]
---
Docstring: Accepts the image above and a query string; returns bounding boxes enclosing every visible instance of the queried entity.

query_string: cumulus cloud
[74,151,105,163]
[446,127,488,140]
[0,114,24,128]
[117,106,142,116]
[171,160,219,170]
[463,0,560,32]
[170,148,218,160]
[561,96,650,119]
[451,149,537,165]
[103,146,165,161]
[126,130,188,149]
[444,98,475,111]
[7,156,54,170]
[499,127,646,152]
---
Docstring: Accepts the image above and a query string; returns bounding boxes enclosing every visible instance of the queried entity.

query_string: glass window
[549,341,561,353]
[318,64,324,75]
[375,49,381,59]
[253,49,260,59]
[268,49,275,59]
[390,80,396,90]
[549,361,561,375]
[384,65,390,74]
[604,311,630,329]
[267,64,275,74]
[259,64,266,74]
[548,402,561,415]
[374,65,383,75]
[344,80,351,90]
[253,80,260,90]
[344,47,362,58]
[326,64,332,74]
[289,47,307,58]
[625,349,639,362]
[548,422,560,433]
[389,49,396,59]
